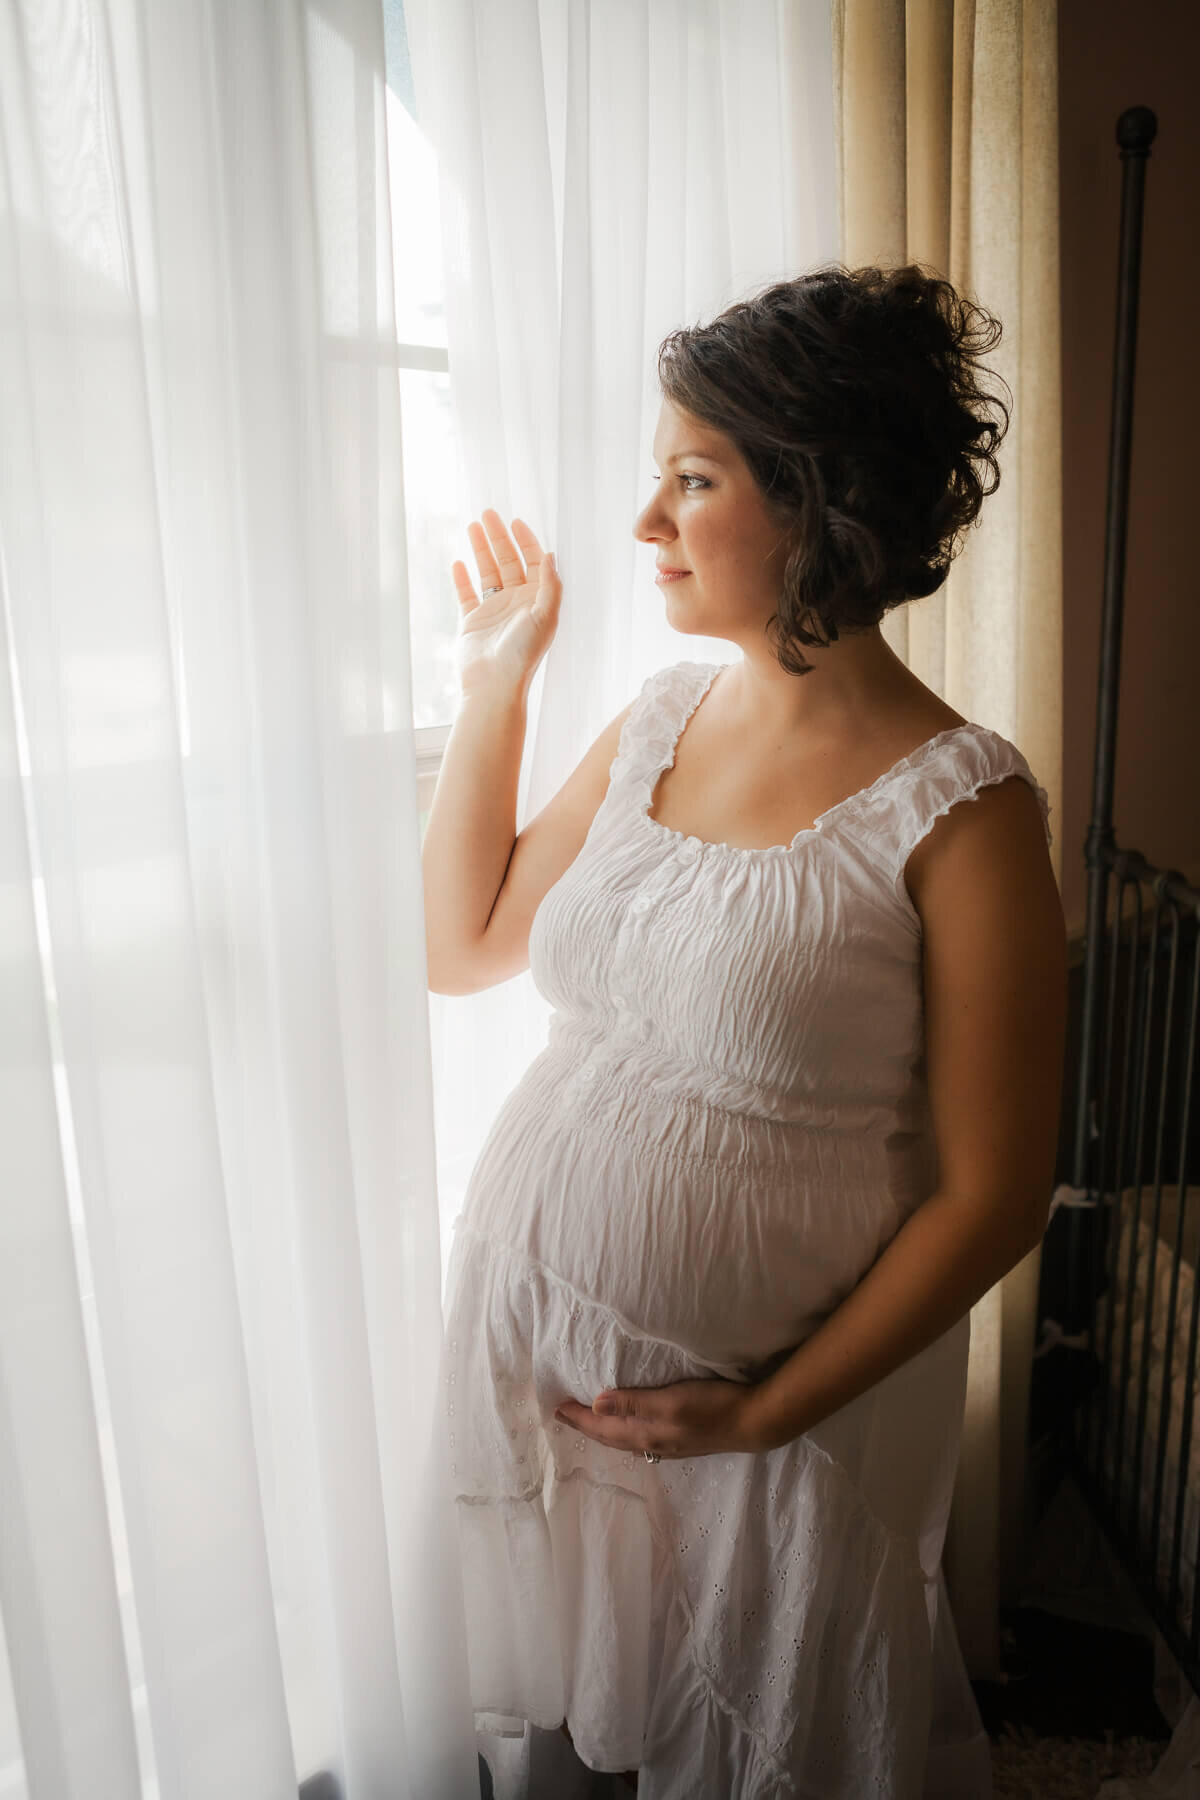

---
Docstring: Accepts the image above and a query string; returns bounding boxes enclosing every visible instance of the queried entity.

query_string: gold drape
[833,0,1063,1679]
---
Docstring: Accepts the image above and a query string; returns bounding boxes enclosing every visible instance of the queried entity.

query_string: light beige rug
[991,1725,1163,1799]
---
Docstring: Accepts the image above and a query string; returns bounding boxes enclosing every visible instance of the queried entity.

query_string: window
[383,0,462,828]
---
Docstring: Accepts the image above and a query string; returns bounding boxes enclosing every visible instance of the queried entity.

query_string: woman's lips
[655,569,691,584]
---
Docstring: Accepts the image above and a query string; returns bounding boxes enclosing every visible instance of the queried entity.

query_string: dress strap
[606,661,721,807]
[868,724,1053,920]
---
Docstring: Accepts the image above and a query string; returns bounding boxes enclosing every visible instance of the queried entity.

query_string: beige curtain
[832,0,1062,1678]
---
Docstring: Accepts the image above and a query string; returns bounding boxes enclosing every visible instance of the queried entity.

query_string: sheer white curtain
[0,4,477,1798]
[404,8,838,1788]
[405,0,840,1287]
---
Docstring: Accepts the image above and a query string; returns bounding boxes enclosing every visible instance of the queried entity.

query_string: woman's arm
[421,511,637,996]
[740,773,1067,1452]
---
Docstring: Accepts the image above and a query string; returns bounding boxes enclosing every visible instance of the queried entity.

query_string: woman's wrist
[738,1376,803,1454]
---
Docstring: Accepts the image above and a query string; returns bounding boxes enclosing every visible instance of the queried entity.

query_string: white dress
[440,658,1053,1800]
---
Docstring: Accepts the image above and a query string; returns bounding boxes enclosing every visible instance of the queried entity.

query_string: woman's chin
[663,593,719,637]
[663,587,701,623]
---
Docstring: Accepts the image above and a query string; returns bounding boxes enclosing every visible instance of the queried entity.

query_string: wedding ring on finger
[644,1450,661,1464]
[482,585,502,597]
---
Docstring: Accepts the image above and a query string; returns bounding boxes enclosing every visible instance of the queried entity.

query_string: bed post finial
[1116,106,1158,154]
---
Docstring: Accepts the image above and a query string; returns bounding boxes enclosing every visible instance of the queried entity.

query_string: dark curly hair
[655,263,1011,676]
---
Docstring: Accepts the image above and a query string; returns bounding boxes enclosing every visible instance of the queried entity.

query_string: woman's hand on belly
[554,1375,763,1460]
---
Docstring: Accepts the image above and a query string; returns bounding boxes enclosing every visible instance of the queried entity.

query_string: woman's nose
[633,493,669,543]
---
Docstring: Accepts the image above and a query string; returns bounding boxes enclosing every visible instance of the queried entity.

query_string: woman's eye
[650,473,709,491]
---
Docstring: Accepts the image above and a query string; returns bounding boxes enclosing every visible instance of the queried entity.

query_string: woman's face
[632,399,793,645]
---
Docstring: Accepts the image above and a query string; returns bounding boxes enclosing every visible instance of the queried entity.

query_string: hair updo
[654,263,1011,676]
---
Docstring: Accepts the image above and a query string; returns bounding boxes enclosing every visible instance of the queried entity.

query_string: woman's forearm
[420,683,527,988]
[741,1185,1047,1453]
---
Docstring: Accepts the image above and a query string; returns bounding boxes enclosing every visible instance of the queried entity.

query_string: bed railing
[1064,104,1200,1691]
[1071,863,1200,1676]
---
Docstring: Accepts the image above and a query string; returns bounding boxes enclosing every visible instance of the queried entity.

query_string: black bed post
[1068,105,1158,1324]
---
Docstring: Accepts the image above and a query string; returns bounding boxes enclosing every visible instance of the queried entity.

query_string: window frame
[389,339,452,819]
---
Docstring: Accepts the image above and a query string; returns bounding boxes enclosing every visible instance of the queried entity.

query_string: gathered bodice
[528,658,1052,1136]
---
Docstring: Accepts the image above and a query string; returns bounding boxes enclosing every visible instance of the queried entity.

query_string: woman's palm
[452,509,561,697]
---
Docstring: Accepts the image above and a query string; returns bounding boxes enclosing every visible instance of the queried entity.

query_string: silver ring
[482,585,502,597]
[644,1450,661,1464]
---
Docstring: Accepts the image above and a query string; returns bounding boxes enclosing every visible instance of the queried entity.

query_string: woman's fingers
[510,516,544,585]
[457,510,558,608]
[450,560,478,612]
[466,518,502,593]
[479,507,526,588]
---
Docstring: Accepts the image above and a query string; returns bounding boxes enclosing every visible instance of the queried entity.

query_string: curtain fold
[405,15,840,1789]
[833,0,1063,1680]
[0,3,477,1796]
[405,0,839,1287]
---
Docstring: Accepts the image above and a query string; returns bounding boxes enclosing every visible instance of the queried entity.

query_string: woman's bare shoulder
[904,767,1055,923]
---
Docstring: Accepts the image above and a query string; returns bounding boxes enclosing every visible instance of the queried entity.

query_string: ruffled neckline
[634,661,986,862]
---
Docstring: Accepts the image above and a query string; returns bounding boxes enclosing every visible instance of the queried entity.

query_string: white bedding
[1093,1184,1200,1630]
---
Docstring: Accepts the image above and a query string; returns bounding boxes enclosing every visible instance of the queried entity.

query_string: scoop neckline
[637,660,980,861]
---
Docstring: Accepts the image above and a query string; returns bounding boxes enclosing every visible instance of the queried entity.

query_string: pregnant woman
[421,264,1067,1799]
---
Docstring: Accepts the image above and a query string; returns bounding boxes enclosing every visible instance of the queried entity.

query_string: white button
[613,993,629,1009]
[676,837,701,862]
[579,1065,597,1082]
[631,895,652,915]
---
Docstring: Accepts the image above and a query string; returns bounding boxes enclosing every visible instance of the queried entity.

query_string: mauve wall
[1058,1,1200,941]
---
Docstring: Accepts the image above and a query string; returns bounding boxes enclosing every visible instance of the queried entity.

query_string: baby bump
[462,1062,909,1370]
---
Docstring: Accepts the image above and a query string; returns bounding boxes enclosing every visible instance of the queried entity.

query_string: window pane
[400,366,462,729]
[381,0,416,120]
[384,51,446,349]
[383,3,459,729]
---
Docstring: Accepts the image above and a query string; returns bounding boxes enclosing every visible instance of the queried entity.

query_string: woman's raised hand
[451,509,562,701]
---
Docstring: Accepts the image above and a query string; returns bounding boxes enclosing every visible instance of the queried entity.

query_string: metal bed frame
[1062,104,1200,1692]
